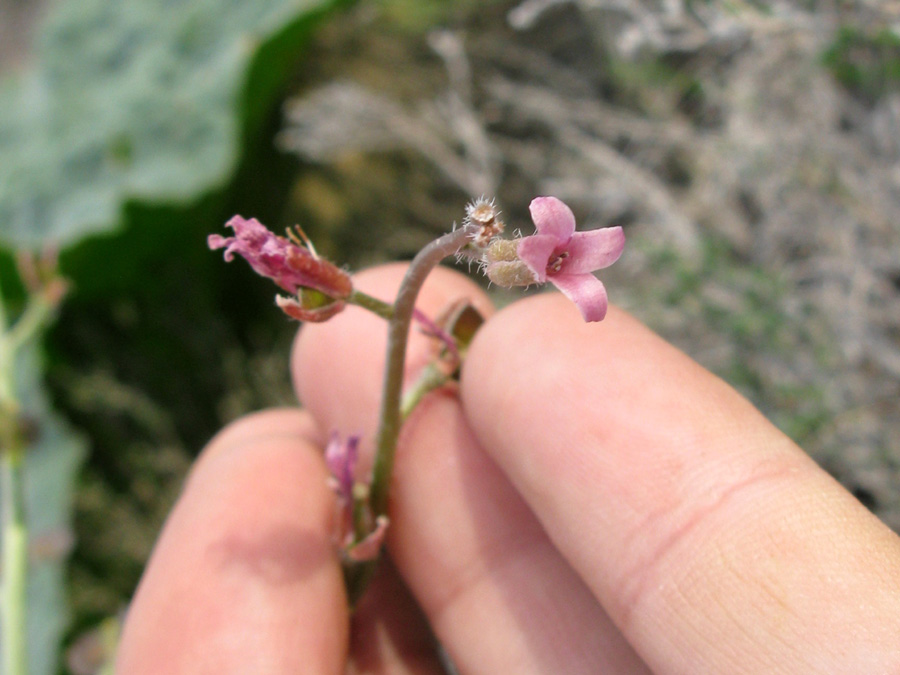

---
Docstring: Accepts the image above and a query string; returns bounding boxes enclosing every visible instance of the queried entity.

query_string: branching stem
[0,284,58,675]
[348,290,394,320]
[368,225,476,517]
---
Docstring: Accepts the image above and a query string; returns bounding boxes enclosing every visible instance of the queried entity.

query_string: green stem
[7,297,53,355]
[400,363,451,420]
[348,290,394,320]
[344,225,476,608]
[368,224,476,517]
[0,286,29,675]
[0,283,58,675]
[2,446,27,675]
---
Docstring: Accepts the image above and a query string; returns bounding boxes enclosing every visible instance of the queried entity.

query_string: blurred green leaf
[0,0,345,249]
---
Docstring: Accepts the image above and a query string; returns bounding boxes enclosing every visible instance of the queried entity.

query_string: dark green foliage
[823,25,900,105]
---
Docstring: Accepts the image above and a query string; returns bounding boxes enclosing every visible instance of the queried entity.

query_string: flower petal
[324,433,359,503]
[211,216,296,290]
[529,197,576,242]
[560,226,625,274]
[206,234,234,259]
[517,233,559,283]
[549,272,609,322]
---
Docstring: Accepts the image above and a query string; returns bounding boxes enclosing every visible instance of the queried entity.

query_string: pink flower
[208,216,352,321]
[517,197,625,322]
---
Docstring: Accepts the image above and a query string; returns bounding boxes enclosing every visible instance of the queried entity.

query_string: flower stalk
[347,290,394,320]
[368,223,477,517]
[340,224,477,606]
[400,362,449,420]
[0,254,66,675]
[208,195,624,608]
[1,443,27,675]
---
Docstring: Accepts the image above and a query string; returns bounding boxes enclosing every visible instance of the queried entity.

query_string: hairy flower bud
[464,197,505,248]
[483,238,538,288]
[485,238,518,262]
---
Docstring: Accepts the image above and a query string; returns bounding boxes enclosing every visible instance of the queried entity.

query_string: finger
[460,294,900,672]
[116,409,347,674]
[385,391,651,673]
[295,264,649,673]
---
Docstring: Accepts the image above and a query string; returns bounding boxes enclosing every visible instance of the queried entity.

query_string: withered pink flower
[517,197,625,322]
[208,216,352,320]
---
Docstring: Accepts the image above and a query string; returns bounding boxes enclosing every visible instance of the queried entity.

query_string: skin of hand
[116,264,900,674]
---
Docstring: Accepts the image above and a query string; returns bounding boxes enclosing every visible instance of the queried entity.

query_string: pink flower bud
[483,238,539,288]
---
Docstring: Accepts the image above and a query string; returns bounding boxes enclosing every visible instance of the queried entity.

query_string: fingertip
[117,409,347,673]
[191,407,324,480]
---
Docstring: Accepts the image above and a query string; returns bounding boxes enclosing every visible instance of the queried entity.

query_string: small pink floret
[517,197,625,322]
[208,216,302,293]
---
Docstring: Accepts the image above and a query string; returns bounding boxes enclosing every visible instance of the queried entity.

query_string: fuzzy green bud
[484,238,537,287]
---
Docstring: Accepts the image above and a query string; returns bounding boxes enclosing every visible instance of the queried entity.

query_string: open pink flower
[517,197,625,322]
[209,216,352,321]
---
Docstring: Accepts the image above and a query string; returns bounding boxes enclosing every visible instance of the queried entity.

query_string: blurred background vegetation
[1,0,899,671]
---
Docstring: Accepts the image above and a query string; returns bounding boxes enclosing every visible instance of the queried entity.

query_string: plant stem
[0,284,57,675]
[2,445,27,675]
[368,225,476,517]
[0,288,29,675]
[400,363,451,421]
[7,299,54,355]
[348,290,394,320]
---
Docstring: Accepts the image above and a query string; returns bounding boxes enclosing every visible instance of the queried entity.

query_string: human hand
[116,264,900,673]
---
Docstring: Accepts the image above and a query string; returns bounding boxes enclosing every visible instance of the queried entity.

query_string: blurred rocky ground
[281,0,900,527]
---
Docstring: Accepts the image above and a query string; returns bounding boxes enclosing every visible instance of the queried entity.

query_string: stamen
[287,224,319,259]
[548,251,568,273]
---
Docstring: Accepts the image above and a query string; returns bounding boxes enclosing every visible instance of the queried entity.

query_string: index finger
[460,294,900,672]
